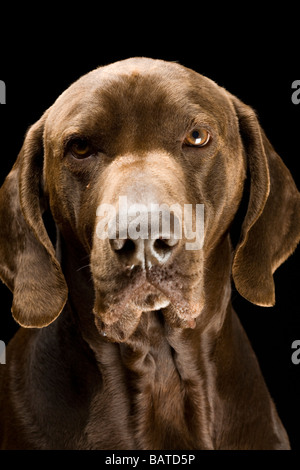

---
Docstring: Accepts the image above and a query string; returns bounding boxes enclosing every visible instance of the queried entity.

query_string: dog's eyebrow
[62,132,84,146]
[61,129,94,150]
[182,111,219,134]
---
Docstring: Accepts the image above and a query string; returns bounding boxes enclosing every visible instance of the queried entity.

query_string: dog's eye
[70,139,93,159]
[184,128,210,147]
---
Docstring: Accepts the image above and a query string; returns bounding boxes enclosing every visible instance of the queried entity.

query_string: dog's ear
[231,97,300,306]
[0,114,68,327]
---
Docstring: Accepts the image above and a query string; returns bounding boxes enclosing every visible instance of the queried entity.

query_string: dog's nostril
[153,237,178,253]
[150,237,179,264]
[110,238,125,251]
[159,236,178,247]
[110,237,145,267]
[110,238,135,254]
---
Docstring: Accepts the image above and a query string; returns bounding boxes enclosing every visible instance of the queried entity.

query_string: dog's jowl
[0,58,299,450]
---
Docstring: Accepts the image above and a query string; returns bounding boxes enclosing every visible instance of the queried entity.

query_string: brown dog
[0,58,299,449]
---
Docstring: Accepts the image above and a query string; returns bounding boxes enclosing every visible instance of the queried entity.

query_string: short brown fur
[0,58,299,449]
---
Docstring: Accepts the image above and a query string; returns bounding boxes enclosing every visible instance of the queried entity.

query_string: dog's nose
[110,236,179,268]
[109,211,180,268]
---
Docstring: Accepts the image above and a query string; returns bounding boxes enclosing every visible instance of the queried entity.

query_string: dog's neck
[58,234,233,448]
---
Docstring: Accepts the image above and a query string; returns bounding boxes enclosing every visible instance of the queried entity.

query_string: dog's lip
[95,302,198,342]
[93,279,171,316]
[132,292,171,311]
[92,264,202,316]
[92,270,202,341]
[92,263,203,338]
[92,256,201,287]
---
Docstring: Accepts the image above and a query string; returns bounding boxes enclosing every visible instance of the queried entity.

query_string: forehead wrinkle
[46,62,233,153]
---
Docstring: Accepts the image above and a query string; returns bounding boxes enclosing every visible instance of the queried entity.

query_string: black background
[0,10,299,452]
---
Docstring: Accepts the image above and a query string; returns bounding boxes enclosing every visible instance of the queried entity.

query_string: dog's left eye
[69,139,93,159]
[184,128,210,147]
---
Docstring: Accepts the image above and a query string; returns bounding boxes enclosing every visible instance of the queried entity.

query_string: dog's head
[1,58,299,341]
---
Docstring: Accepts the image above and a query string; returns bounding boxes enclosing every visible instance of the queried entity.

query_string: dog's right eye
[184,128,210,147]
[69,139,93,159]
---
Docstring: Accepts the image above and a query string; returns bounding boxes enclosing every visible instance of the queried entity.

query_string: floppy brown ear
[232,97,300,307]
[0,114,68,327]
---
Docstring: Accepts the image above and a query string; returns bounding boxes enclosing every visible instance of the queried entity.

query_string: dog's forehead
[46,58,232,137]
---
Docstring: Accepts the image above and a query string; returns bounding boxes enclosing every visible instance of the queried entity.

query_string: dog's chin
[92,288,169,342]
[134,293,170,311]
[93,286,202,343]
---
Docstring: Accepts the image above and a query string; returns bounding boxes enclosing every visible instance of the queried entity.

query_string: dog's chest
[127,353,195,449]
[121,345,182,446]
[116,330,213,449]
[86,315,214,450]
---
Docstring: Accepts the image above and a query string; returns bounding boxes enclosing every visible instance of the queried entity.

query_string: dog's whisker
[80,254,91,262]
[76,264,91,272]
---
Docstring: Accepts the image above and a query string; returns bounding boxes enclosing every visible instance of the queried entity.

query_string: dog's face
[43,58,246,340]
[0,58,299,341]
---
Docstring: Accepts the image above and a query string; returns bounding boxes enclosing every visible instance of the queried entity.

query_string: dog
[0,58,299,449]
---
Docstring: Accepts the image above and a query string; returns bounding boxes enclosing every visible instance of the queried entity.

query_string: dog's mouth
[134,291,171,311]
[92,265,203,342]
